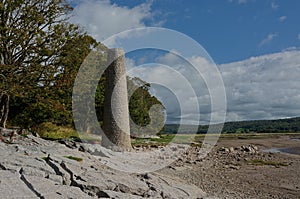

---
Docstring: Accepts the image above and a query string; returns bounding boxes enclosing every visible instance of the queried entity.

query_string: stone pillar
[102,48,132,151]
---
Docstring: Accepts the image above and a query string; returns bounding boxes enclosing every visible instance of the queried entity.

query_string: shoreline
[160,135,300,198]
[1,131,300,198]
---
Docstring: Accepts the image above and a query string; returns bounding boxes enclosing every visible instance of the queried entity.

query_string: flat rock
[0,135,207,198]
[0,170,38,198]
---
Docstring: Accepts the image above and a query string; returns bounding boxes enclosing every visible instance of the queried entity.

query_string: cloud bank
[70,0,158,41]
[69,1,300,124]
[128,50,300,124]
[221,50,300,122]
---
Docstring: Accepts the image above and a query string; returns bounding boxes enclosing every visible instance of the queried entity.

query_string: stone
[102,48,132,151]
[0,170,37,198]
[145,173,206,198]
[104,190,144,199]
[222,147,230,153]
[22,174,93,199]
[229,165,240,170]
[0,132,208,199]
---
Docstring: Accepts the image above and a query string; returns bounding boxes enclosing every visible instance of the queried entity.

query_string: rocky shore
[160,136,300,199]
[0,130,207,199]
[1,130,300,198]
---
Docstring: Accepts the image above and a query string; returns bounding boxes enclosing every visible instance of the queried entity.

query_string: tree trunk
[102,49,132,151]
[0,93,9,128]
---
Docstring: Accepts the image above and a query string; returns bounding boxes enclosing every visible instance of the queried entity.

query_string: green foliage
[2,0,165,137]
[7,28,107,130]
[163,117,300,134]
[132,134,178,146]
[35,122,78,140]
[41,157,48,161]
[127,77,165,136]
[222,117,300,133]
[1,0,91,128]
[9,92,72,128]
[64,156,83,162]
[0,0,78,96]
[150,134,175,143]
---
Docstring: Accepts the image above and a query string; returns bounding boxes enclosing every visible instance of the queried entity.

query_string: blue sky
[70,0,300,124]
[107,0,300,64]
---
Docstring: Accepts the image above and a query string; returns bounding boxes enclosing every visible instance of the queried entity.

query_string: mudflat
[159,135,300,198]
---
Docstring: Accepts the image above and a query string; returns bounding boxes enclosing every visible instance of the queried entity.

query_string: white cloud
[279,16,287,23]
[220,50,300,122]
[258,33,278,47]
[127,50,300,124]
[70,0,161,41]
[282,46,300,52]
[271,2,279,10]
[228,0,253,4]
[127,51,225,125]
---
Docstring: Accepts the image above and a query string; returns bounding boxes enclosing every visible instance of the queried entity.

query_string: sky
[69,0,300,124]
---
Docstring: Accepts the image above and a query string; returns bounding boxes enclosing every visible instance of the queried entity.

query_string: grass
[218,132,300,140]
[131,134,202,146]
[171,132,300,141]
[36,122,101,142]
[35,123,300,147]
[41,156,48,161]
[150,134,175,143]
[131,132,300,147]
[64,156,83,162]
[77,133,101,143]
[20,133,29,138]
[37,122,78,140]
[247,159,288,167]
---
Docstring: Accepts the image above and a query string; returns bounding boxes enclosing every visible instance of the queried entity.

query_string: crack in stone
[44,155,69,185]
[0,163,7,170]
[156,173,191,197]
[19,168,45,199]
[44,156,110,197]
[60,161,110,198]
[138,173,158,197]
[173,186,190,197]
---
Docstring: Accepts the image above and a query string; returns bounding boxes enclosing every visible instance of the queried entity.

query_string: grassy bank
[131,132,300,147]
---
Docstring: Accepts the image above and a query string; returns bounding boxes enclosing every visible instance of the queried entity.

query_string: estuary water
[263,146,300,155]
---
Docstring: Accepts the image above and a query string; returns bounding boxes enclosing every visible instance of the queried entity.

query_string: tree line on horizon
[163,117,300,134]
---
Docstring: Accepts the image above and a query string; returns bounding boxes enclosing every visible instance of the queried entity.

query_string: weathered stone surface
[23,174,93,199]
[0,170,38,198]
[143,173,206,199]
[102,48,132,151]
[103,190,144,199]
[0,134,207,198]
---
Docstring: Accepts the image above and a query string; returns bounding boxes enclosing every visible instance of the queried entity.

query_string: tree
[8,33,107,129]
[127,77,165,137]
[0,0,166,141]
[0,0,81,127]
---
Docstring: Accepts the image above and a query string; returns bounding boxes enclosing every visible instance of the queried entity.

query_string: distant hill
[163,117,300,134]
